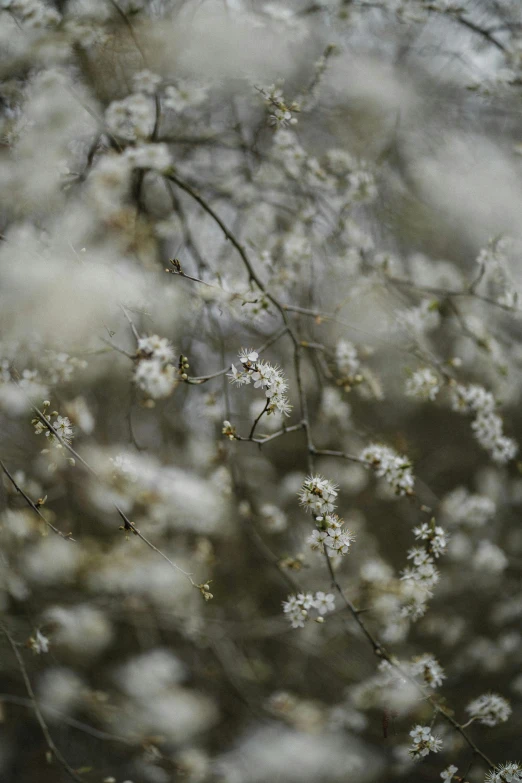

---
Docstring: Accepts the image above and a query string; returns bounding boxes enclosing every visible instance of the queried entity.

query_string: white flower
[228,349,292,416]
[307,528,328,551]
[260,504,287,532]
[227,364,250,386]
[110,454,138,483]
[466,692,511,726]
[308,513,355,556]
[336,340,360,377]
[134,361,177,399]
[408,725,443,758]
[283,591,336,627]
[396,300,440,335]
[413,522,448,558]
[164,81,208,112]
[450,384,517,463]
[133,69,162,94]
[282,595,307,628]
[402,557,439,587]
[239,348,259,365]
[440,766,458,781]
[29,630,50,654]
[405,368,440,401]
[486,762,522,783]
[34,406,74,448]
[451,383,495,415]
[441,487,495,527]
[49,415,74,444]
[314,591,335,615]
[299,475,339,516]
[410,654,445,689]
[472,540,508,574]
[259,83,299,128]
[137,335,175,364]
[297,592,316,610]
[105,93,155,141]
[360,443,414,496]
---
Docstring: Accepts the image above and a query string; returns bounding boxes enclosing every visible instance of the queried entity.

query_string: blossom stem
[0,620,84,782]
[0,458,73,540]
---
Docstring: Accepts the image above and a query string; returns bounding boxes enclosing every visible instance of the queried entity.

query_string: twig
[30,403,197,586]
[249,399,269,440]
[0,621,84,782]
[0,458,73,540]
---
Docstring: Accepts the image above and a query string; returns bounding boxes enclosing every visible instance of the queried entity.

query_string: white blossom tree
[0,1,522,782]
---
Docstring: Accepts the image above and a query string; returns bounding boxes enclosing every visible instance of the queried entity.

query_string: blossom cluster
[412,521,448,559]
[441,486,495,527]
[360,443,414,496]
[270,130,377,201]
[4,1,522,778]
[408,653,446,689]
[307,513,355,557]
[408,725,443,758]
[466,692,512,727]
[228,349,292,416]
[335,339,361,379]
[32,401,74,448]
[486,763,522,783]
[105,75,208,141]
[134,334,178,400]
[259,83,300,128]
[399,520,448,621]
[451,383,518,464]
[405,368,440,401]
[298,475,339,516]
[476,236,518,308]
[441,765,458,782]
[396,299,441,336]
[282,591,336,628]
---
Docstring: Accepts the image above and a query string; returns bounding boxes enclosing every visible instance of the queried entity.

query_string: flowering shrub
[0,1,521,782]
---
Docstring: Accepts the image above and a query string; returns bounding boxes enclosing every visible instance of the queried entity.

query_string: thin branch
[0,458,74,540]
[248,399,269,440]
[165,172,298,342]
[235,421,305,445]
[321,552,496,769]
[30,403,197,586]
[0,621,84,782]
[0,694,134,745]
[312,448,366,465]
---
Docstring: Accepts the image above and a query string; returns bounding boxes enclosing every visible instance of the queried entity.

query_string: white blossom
[441,487,495,527]
[409,654,445,689]
[282,591,336,627]
[408,725,443,758]
[405,368,440,401]
[396,300,440,335]
[440,766,458,782]
[133,70,162,95]
[105,94,155,141]
[137,335,175,364]
[228,348,292,416]
[466,692,511,727]
[134,361,177,400]
[360,443,414,496]
[336,340,360,378]
[164,82,208,112]
[299,475,338,516]
[29,629,50,654]
[486,762,522,783]
[308,513,355,556]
